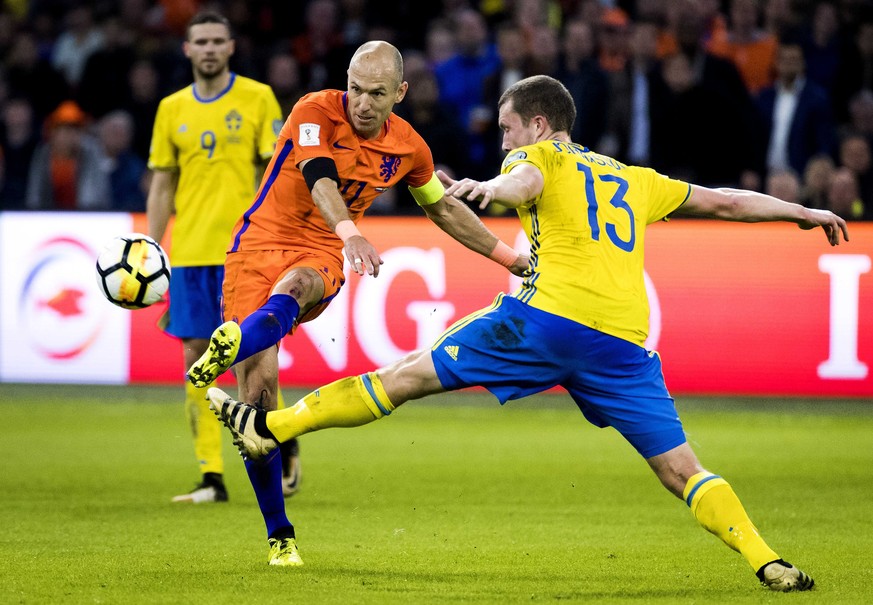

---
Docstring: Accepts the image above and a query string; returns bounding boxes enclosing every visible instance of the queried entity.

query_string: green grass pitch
[2,383,872,604]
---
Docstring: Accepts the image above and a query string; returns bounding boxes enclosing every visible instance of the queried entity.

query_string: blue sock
[244,449,292,539]
[236,294,300,364]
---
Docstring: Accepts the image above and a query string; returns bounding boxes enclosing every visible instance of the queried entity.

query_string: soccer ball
[95,233,171,309]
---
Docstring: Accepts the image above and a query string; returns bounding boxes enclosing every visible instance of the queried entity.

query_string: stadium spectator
[423,19,456,68]
[396,67,469,208]
[51,6,104,88]
[671,0,760,187]
[527,24,561,78]
[837,131,873,208]
[568,0,604,25]
[801,153,836,209]
[137,23,195,96]
[696,0,729,46]
[118,0,165,34]
[5,29,69,123]
[399,49,429,80]
[0,10,18,58]
[509,0,561,50]
[484,22,527,100]
[799,1,844,97]
[658,0,728,58]
[763,0,800,40]
[649,52,748,187]
[827,166,866,219]
[848,90,873,146]
[121,59,161,162]
[220,2,260,79]
[601,18,662,164]
[756,41,835,179]
[185,40,527,566]
[833,20,873,123]
[156,0,201,36]
[556,19,609,152]
[433,8,502,180]
[77,16,137,119]
[290,0,349,91]
[265,52,304,118]
[357,0,443,53]
[0,97,39,210]
[708,0,778,95]
[97,110,146,212]
[337,0,364,40]
[144,12,296,506]
[765,168,802,203]
[480,23,529,196]
[25,100,110,210]
[597,7,632,74]
[208,75,844,590]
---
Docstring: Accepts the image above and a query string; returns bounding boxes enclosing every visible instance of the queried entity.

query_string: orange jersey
[228,89,435,264]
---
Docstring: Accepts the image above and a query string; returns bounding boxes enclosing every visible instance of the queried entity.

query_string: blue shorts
[164,266,224,339]
[431,294,686,458]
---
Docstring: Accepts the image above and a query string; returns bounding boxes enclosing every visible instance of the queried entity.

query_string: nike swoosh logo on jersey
[333,141,353,150]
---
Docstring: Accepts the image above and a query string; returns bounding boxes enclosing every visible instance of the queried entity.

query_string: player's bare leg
[647,443,814,591]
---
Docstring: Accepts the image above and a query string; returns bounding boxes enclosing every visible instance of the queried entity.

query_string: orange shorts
[222,248,346,331]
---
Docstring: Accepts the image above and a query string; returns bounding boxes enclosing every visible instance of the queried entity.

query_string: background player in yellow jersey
[208,75,847,590]
[146,12,300,504]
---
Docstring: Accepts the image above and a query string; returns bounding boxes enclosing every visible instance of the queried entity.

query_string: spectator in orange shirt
[25,100,109,210]
[709,0,778,94]
[598,7,631,73]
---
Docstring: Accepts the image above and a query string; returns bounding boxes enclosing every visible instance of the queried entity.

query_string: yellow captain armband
[408,172,445,206]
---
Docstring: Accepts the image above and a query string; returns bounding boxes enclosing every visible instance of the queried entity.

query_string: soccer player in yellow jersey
[208,75,848,590]
[146,12,300,504]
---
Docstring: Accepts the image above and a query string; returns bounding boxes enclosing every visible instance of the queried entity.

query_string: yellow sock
[267,372,395,442]
[684,472,779,571]
[185,381,223,475]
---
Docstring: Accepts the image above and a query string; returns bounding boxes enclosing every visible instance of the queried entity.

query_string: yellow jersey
[503,140,691,346]
[148,73,283,266]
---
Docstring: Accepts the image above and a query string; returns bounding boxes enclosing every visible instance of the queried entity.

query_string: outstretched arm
[677,185,850,246]
[419,193,529,277]
[437,164,544,210]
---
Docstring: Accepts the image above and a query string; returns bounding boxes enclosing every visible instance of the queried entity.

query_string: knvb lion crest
[380,155,401,183]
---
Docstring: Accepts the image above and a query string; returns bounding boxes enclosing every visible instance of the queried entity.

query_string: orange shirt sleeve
[288,92,340,166]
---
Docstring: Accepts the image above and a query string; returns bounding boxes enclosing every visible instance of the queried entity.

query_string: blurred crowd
[1,0,872,219]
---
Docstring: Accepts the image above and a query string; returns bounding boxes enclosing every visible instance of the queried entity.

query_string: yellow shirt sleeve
[629,166,691,224]
[147,97,178,170]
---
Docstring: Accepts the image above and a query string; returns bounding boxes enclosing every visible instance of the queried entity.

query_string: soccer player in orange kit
[187,40,528,566]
